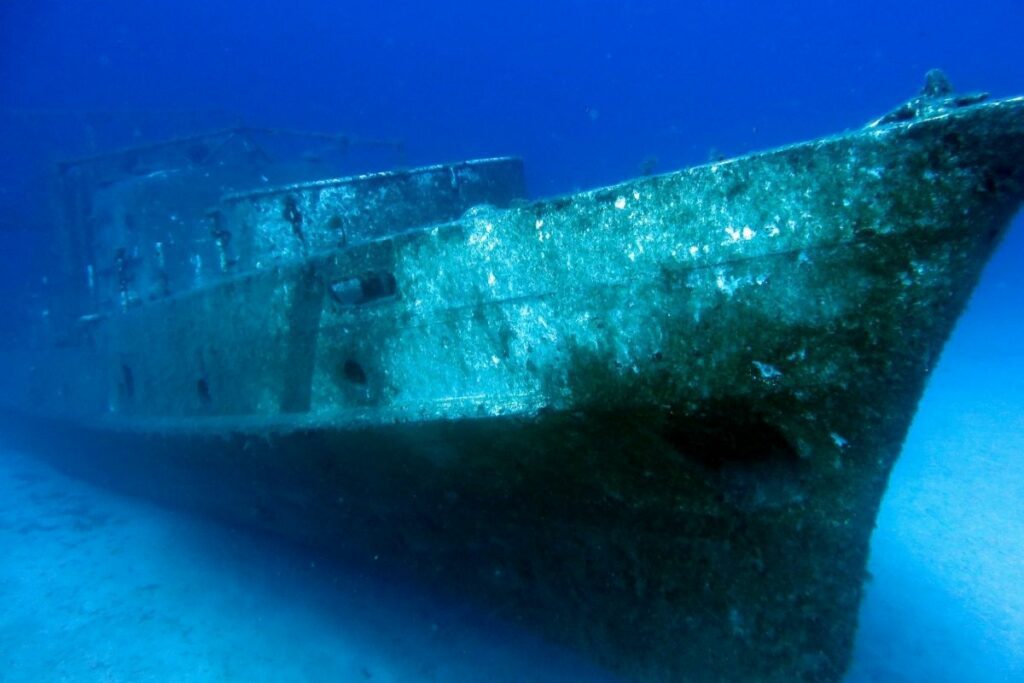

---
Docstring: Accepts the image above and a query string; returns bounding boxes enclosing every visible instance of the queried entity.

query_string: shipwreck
[1,73,1022,682]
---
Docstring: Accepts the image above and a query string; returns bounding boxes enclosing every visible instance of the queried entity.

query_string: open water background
[1,1,1023,680]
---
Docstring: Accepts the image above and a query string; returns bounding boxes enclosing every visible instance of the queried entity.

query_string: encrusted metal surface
[220,156,525,269]
[4,85,1023,682]
[67,154,524,314]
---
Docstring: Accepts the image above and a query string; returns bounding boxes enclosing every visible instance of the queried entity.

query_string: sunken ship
[2,73,1022,682]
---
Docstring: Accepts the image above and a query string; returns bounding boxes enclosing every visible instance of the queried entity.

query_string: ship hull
[3,95,1023,682]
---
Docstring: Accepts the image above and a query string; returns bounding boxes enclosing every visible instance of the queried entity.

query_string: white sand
[0,453,618,682]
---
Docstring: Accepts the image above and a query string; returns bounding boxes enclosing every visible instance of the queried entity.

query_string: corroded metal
[3,78,1023,682]
[220,157,526,269]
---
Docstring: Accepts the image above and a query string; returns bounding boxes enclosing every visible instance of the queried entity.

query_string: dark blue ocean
[1,1,1022,681]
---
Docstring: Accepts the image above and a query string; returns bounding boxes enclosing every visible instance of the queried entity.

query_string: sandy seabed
[0,442,630,682]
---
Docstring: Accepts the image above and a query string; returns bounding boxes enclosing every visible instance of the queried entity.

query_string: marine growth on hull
[3,74,1023,683]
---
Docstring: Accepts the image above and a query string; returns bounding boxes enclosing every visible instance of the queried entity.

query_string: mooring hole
[360,271,397,300]
[342,359,367,385]
[664,402,804,509]
[329,271,397,307]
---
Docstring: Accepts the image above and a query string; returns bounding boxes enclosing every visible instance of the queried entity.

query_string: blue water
[1,1,1023,680]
